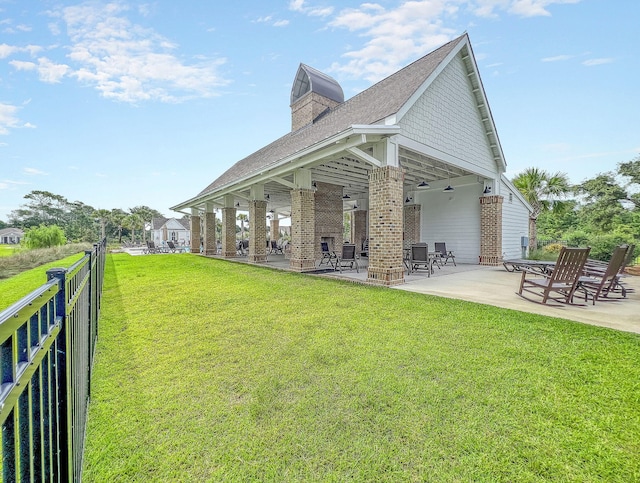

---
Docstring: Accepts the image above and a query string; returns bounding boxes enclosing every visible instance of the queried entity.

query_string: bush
[586,232,636,262]
[542,243,564,255]
[0,243,92,279]
[22,225,67,249]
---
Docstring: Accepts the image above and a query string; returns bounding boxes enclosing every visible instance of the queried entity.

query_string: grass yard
[82,253,640,482]
[0,251,90,310]
[0,245,17,257]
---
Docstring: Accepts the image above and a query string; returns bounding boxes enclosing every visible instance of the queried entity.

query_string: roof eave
[170,124,401,212]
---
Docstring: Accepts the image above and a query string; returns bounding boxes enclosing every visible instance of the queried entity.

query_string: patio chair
[434,242,456,266]
[237,239,249,255]
[407,244,436,277]
[319,242,336,266]
[333,243,359,273]
[517,246,590,305]
[270,240,284,255]
[361,238,369,257]
[576,245,630,303]
[145,241,159,254]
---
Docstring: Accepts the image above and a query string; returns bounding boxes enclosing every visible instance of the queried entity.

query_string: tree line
[513,155,639,260]
[2,155,638,260]
[1,190,164,244]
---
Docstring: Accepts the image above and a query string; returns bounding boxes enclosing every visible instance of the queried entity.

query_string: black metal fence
[0,239,106,482]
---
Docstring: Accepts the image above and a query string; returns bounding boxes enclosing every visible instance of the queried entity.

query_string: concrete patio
[230,253,640,335]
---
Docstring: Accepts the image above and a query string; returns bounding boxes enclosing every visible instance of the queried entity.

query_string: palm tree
[512,168,571,253]
[95,209,111,240]
[237,213,248,242]
[124,213,143,245]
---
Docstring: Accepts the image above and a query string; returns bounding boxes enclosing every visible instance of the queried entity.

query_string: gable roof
[151,217,190,231]
[0,227,24,236]
[195,34,468,199]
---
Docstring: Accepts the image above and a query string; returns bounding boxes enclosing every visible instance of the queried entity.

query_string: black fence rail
[0,239,106,482]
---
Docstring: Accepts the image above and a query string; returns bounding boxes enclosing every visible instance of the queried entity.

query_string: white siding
[415,184,482,264]
[501,179,530,259]
[399,54,496,174]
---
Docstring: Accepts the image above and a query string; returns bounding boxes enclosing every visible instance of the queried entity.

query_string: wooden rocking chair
[517,246,590,305]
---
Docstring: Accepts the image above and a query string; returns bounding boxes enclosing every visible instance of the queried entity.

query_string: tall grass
[82,254,640,482]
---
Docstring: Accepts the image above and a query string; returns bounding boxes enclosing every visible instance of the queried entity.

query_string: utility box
[521,236,529,258]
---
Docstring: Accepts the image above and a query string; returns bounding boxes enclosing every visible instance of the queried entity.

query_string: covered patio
[172,34,531,286]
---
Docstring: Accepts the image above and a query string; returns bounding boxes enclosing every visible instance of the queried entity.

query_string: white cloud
[471,0,581,18]
[327,2,458,82]
[289,0,305,12]
[46,1,230,103]
[541,54,572,62]
[582,58,614,67]
[0,103,27,135]
[288,0,333,17]
[273,19,290,27]
[10,57,69,83]
[24,167,48,176]
[291,0,584,83]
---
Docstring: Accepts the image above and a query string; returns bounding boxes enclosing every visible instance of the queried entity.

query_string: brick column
[190,214,201,254]
[352,210,367,251]
[221,207,237,258]
[289,189,316,272]
[403,204,421,249]
[367,166,405,286]
[270,218,280,243]
[479,195,503,265]
[203,211,217,256]
[248,200,267,263]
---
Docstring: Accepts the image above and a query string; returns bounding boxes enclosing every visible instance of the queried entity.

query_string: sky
[0,0,638,222]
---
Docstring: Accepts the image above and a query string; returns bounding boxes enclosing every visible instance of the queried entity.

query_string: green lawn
[0,252,89,310]
[0,245,16,257]
[82,253,640,482]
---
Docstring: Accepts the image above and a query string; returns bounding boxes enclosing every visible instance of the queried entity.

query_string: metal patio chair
[319,242,336,266]
[333,243,359,273]
[434,242,456,266]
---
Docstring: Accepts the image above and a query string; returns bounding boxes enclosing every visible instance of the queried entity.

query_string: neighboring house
[172,33,532,285]
[0,227,24,244]
[151,217,190,245]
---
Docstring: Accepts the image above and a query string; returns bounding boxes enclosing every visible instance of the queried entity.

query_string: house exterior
[171,33,532,285]
[0,228,24,244]
[151,217,190,246]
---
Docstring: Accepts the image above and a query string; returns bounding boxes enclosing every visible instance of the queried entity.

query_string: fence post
[46,267,72,482]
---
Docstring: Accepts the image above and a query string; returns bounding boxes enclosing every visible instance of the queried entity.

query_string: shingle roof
[151,217,190,230]
[197,34,466,198]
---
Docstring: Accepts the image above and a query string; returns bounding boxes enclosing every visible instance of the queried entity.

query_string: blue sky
[1,0,638,221]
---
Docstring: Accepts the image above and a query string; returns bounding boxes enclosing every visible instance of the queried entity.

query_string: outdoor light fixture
[483,186,492,194]
[312,181,317,188]
[405,196,413,203]
[269,209,275,214]
[235,202,240,207]
[342,194,351,199]
[265,194,270,201]
[417,181,429,188]
[443,185,455,192]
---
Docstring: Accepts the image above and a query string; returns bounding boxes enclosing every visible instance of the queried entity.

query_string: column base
[479,256,500,266]
[249,255,267,264]
[289,258,316,272]
[367,267,405,286]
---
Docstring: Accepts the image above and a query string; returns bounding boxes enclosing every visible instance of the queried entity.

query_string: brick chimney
[290,64,344,132]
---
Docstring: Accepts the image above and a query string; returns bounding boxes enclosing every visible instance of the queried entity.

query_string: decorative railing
[0,239,106,482]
